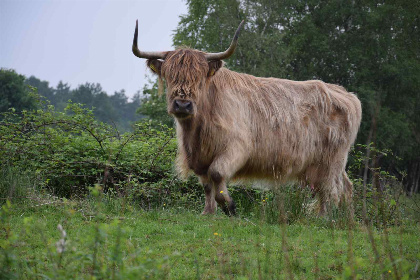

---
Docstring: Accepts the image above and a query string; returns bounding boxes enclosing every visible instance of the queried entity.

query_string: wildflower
[57,224,66,238]
[262,199,266,202]
[214,232,219,236]
[56,224,67,254]
[56,239,65,253]
[388,270,391,273]
[220,191,224,194]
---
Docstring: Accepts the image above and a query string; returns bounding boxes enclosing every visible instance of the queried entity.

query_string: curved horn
[132,20,167,59]
[204,20,244,61]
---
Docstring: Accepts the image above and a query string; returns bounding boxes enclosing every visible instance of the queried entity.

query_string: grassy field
[1,194,419,279]
[1,97,418,279]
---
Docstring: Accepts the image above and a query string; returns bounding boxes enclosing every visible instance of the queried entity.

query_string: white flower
[56,224,67,254]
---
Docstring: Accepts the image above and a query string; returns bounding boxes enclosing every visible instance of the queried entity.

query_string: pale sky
[0,0,188,98]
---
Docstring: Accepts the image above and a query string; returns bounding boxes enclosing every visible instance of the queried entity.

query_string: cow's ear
[147,59,162,76]
[208,60,223,77]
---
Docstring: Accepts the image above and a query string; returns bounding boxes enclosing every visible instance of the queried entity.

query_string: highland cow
[132,20,362,215]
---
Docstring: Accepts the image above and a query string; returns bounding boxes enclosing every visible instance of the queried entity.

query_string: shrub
[1,94,413,225]
[0,98,201,205]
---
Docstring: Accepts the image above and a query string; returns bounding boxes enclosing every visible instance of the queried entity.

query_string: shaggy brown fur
[146,48,361,215]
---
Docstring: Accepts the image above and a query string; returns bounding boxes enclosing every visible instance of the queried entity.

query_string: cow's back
[209,70,361,182]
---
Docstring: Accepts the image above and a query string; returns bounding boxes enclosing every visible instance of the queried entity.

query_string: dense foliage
[0,92,412,227]
[0,97,418,278]
[2,0,418,192]
[170,0,420,193]
[0,68,143,132]
[136,80,173,128]
[0,69,38,114]
[1,2,419,278]
[0,96,205,209]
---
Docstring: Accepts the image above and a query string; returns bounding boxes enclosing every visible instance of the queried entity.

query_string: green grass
[1,197,419,279]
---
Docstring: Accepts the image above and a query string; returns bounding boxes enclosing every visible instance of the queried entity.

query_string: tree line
[1,0,418,193]
[0,68,143,132]
[144,0,420,193]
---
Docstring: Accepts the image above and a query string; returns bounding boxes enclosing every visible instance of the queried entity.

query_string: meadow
[1,188,419,279]
[1,100,419,279]
[2,0,420,277]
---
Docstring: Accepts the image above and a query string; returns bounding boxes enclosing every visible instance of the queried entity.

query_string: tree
[70,83,117,125]
[0,68,37,114]
[110,90,128,113]
[173,0,420,192]
[173,0,288,77]
[54,81,72,111]
[110,90,144,132]
[281,0,419,191]
[137,80,173,128]
[25,76,54,102]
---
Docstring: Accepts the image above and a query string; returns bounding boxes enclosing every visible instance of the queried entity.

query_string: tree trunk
[371,97,381,193]
[408,159,420,196]
[362,124,373,223]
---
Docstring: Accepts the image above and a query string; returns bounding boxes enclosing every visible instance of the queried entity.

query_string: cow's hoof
[221,201,236,216]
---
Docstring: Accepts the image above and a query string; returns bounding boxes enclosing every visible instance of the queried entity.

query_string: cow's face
[146,49,223,120]
[132,20,243,120]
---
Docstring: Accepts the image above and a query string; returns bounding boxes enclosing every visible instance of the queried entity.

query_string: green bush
[0,98,204,208]
[1,94,414,226]
[349,144,410,227]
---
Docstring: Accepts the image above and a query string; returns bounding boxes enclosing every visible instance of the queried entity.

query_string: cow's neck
[178,117,194,133]
[178,116,210,174]
[177,115,202,147]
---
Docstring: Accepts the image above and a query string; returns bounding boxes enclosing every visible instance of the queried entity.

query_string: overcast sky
[0,0,187,99]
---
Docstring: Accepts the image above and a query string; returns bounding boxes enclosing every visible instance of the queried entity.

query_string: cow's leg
[214,179,236,216]
[317,186,329,216]
[306,164,329,215]
[200,175,235,216]
[207,146,247,216]
[200,176,217,215]
[316,167,348,215]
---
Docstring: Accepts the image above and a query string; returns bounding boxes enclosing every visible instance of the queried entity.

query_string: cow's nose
[174,100,192,112]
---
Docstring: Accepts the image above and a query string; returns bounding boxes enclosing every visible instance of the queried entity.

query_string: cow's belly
[233,155,306,183]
